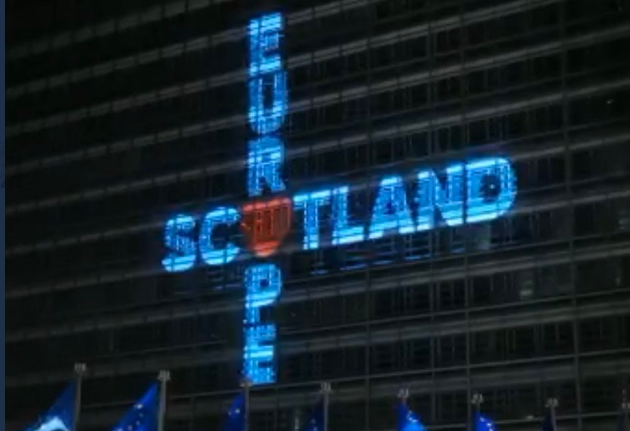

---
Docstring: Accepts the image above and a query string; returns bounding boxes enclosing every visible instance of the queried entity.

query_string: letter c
[199,207,241,266]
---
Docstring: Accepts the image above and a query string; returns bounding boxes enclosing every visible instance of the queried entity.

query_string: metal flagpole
[546,398,559,430]
[242,378,252,431]
[398,387,410,406]
[157,370,171,431]
[471,392,484,431]
[321,382,332,431]
[73,363,87,431]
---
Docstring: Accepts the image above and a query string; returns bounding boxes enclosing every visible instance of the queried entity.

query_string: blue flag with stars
[473,412,498,431]
[303,401,324,431]
[24,382,77,431]
[397,401,427,431]
[112,383,159,431]
[221,394,245,431]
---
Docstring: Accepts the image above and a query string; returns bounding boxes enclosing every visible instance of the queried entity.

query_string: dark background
[5,1,630,430]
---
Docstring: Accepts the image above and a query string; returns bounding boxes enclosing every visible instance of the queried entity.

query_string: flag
[221,394,245,431]
[473,412,498,431]
[541,413,555,431]
[111,383,159,431]
[303,401,324,431]
[397,401,427,431]
[24,382,77,431]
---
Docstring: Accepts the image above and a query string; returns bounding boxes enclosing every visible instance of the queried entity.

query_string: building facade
[6,0,630,430]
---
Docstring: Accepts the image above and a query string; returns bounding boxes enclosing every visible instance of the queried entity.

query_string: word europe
[160,13,517,385]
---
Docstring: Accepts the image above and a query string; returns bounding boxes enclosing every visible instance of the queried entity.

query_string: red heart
[241,196,293,257]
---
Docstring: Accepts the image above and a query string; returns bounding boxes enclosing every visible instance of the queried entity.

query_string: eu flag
[24,382,77,431]
[397,401,427,431]
[221,394,245,431]
[303,401,324,431]
[541,413,555,431]
[473,413,498,431]
[112,383,159,431]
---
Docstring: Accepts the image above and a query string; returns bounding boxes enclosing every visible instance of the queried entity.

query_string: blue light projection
[244,263,282,324]
[332,186,365,245]
[416,164,465,229]
[158,8,519,389]
[243,12,289,386]
[198,207,240,266]
[248,13,287,135]
[293,189,331,250]
[416,171,437,232]
[243,263,282,385]
[160,158,518,269]
[244,324,276,385]
[249,74,288,135]
[162,215,196,272]
[247,136,286,197]
[466,157,516,223]
[368,176,415,240]
[287,157,516,250]
[248,13,282,76]
[437,163,465,226]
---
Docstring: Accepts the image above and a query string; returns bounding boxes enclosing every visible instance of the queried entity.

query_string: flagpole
[73,363,87,431]
[397,387,410,431]
[242,377,252,431]
[321,382,332,431]
[157,370,171,431]
[397,388,410,406]
[546,398,559,430]
[471,392,483,431]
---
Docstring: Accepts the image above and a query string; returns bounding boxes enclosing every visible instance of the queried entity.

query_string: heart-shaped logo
[241,196,292,257]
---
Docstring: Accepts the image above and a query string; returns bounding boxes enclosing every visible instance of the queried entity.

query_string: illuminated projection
[199,207,241,266]
[332,187,365,246]
[289,157,516,250]
[242,12,287,385]
[368,175,416,240]
[160,12,518,386]
[244,264,282,384]
[162,215,196,272]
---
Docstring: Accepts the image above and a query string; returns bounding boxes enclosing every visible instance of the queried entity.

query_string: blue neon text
[159,10,518,389]
[293,157,517,249]
[244,12,288,385]
[162,215,197,272]
[161,157,517,270]
[248,13,287,136]
[243,263,282,385]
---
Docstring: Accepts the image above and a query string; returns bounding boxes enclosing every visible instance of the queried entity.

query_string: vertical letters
[248,13,287,135]
[243,263,283,385]
[244,12,288,385]
[247,136,286,197]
